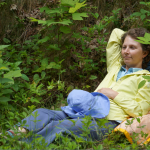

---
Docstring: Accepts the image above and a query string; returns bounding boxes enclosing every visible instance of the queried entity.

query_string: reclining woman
[5,28,150,145]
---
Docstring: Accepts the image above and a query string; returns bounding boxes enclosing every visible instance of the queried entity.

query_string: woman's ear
[143,51,149,58]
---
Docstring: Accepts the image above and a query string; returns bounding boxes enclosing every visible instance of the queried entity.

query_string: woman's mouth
[123,56,131,59]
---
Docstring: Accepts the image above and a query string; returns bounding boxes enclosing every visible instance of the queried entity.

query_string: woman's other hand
[97,88,118,100]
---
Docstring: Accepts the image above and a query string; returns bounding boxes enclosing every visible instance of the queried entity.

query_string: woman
[4,28,150,145]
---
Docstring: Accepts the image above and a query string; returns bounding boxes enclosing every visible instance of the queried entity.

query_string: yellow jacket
[94,28,150,121]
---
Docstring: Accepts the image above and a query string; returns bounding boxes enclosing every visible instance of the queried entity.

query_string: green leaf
[4,70,22,80]
[48,8,61,14]
[1,89,13,95]
[40,6,50,13]
[48,45,60,50]
[101,58,106,62]
[0,45,9,50]
[30,17,38,22]
[135,40,150,44]
[137,37,147,41]
[61,0,78,7]
[72,13,88,20]
[140,9,148,14]
[12,84,19,92]
[38,20,48,26]
[98,144,103,150]
[61,7,69,13]
[0,58,3,63]
[46,62,56,69]
[125,118,134,125]
[0,78,13,83]
[3,38,10,44]
[41,58,48,68]
[15,61,22,67]
[142,75,150,80]
[145,33,150,39]
[136,118,141,123]
[33,67,45,73]
[33,74,40,84]
[38,36,50,44]
[60,69,66,74]
[21,74,29,81]
[40,7,61,14]
[9,112,14,117]
[38,19,72,26]
[138,112,143,117]
[72,32,83,38]
[145,19,150,22]
[46,62,61,69]
[47,85,55,90]
[30,97,40,103]
[41,71,46,79]
[0,97,11,103]
[69,1,87,13]
[46,19,57,26]
[141,14,146,20]
[59,26,71,34]
[140,2,146,5]
[94,13,99,19]
[136,33,150,44]
[138,80,146,89]
[131,12,141,17]
[89,75,97,80]
[0,67,9,70]
[58,19,72,25]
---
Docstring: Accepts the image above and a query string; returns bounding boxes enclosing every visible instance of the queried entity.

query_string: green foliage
[0,2,6,7]
[28,0,114,89]
[138,75,150,89]
[136,32,150,44]
[138,80,146,89]
[30,0,88,27]
[69,0,87,13]
[0,45,47,130]
[0,55,23,106]
[0,45,9,50]
[131,9,150,20]
[135,26,150,90]
[72,13,88,20]
[140,1,150,8]
[131,2,150,21]
[128,1,150,29]
[89,75,97,80]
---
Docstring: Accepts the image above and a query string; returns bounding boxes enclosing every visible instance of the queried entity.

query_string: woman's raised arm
[106,28,125,72]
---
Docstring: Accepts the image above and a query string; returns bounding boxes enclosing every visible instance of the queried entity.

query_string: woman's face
[121,35,148,70]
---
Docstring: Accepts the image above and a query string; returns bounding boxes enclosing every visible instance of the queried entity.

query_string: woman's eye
[130,46,135,49]
[122,47,126,49]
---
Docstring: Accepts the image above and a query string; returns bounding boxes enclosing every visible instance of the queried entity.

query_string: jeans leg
[89,120,119,141]
[16,108,119,146]
[16,108,69,133]
[31,118,119,146]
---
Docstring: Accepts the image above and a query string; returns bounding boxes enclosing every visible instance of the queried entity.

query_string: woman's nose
[124,47,129,53]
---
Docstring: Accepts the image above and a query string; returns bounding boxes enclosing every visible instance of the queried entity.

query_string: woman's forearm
[97,88,119,99]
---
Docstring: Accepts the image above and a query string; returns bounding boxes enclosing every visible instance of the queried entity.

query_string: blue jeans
[17,108,119,146]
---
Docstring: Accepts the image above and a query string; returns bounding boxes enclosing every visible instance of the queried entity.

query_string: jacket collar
[121,69,150,76]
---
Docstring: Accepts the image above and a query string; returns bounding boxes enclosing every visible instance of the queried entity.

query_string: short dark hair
[121,28,150,69]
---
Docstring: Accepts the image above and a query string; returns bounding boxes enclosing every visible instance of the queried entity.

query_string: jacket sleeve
[106,28,125,72]
[113,79,150,117]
